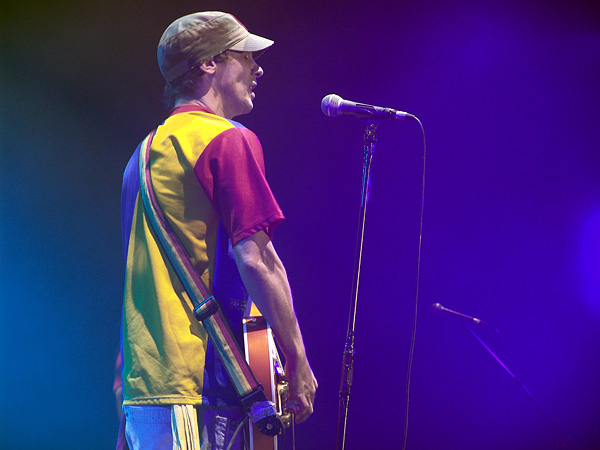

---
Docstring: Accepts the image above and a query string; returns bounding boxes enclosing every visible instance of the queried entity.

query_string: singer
[116,11,317,450]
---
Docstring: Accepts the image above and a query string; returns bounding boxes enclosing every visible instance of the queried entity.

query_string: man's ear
[199,57,217,75]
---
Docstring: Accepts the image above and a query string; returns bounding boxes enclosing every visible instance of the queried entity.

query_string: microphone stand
[336,120,379,450]
[465,324,579,449]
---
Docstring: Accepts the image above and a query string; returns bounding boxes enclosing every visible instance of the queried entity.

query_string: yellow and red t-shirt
[120,105,284,406]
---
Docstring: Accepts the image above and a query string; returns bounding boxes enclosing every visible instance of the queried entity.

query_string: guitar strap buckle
[193,296,218,322]
[241,390,284,437]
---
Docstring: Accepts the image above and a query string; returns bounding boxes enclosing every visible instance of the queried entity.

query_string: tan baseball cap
[157,11,274,84]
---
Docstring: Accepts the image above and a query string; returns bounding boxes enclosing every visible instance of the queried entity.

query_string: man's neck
[174,98,210,110]
[175,94,226,118]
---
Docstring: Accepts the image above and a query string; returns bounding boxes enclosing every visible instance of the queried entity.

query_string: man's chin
[230,107,253,119]
[233,101,254,118]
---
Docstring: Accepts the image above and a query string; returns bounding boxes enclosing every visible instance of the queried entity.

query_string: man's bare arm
[234,230,317,423]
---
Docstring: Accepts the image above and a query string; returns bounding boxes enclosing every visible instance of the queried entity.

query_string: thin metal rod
[336,121,378,450]
[466,324,579,449]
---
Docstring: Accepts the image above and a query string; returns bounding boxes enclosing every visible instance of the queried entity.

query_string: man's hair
[162,52,229,110]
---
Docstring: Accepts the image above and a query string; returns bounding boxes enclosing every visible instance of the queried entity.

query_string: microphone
[430,302,488,326]
[321,94,414,121]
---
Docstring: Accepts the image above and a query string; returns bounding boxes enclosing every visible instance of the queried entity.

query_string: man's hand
[285,355,318,423]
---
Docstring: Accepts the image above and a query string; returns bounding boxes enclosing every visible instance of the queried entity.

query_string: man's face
[213,51,264,119]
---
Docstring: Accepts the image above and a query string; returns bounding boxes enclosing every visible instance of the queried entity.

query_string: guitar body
[243,305,290,450]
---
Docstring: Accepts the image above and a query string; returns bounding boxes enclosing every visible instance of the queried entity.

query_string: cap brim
[229,33,274,56]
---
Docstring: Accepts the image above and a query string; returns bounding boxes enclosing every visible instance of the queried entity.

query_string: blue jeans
[122,405,246,450]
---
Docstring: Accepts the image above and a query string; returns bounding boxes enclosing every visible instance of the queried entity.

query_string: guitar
[243,303,292,450]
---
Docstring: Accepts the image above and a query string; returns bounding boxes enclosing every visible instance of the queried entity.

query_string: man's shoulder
[208,123,260,149]
[200,125,264,168]
[223,117,247,130]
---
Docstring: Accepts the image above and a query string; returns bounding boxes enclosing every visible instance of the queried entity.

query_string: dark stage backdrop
[1,1,599,449]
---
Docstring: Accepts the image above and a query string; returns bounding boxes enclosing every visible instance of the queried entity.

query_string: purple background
[1,0,599,449]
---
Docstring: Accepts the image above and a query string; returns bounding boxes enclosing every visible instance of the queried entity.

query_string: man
[118,11,317,450]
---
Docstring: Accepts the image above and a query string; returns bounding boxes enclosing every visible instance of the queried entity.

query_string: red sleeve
[195,127,284,246]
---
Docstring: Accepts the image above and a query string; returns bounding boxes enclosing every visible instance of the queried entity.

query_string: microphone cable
[401,116,427,450]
